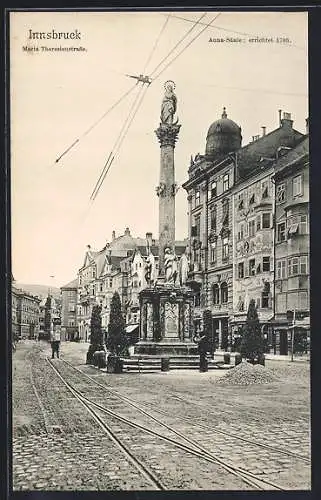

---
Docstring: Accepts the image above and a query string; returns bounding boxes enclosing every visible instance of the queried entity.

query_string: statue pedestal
[134,284,197,357]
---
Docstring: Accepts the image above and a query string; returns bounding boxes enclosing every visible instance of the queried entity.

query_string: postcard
[9,9,310,492]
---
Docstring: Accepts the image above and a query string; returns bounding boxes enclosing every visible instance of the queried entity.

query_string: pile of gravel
[216,360,277,386]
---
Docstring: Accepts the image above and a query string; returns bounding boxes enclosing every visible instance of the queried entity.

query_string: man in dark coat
[193,333,208,372]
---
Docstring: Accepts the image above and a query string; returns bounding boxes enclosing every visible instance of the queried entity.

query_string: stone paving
[12,340,311,491]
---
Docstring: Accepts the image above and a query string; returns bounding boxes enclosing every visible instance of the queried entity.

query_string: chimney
[278,109,282,126]
[281,112,293,129]
[112,231,116,240]
[262,126,266,136]
[124,227,131,236]
[306,117,309,134]
[146,232,153,251]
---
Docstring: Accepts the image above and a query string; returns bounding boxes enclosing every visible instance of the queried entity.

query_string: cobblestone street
[12,341,311,491]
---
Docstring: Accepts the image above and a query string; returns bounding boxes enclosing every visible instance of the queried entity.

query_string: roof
[61,278,78,290]
[236,125,304,179]
[274,135,309,174]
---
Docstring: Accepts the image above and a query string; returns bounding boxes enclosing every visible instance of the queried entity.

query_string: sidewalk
[265,353,310,363]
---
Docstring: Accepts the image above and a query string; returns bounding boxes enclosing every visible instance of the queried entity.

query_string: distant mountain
[14,283,61,299]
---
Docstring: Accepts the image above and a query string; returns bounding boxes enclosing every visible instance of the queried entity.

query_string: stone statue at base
[178,251,189,286]
[145,252,156,286]
[164,247,178,284]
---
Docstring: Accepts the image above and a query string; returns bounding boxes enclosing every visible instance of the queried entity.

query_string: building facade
[76,228,188,341]
[273,135,309,354]
[183,107,307,353]
[12,286,41,339]
[61,278,78,340]
[232,169,275,334]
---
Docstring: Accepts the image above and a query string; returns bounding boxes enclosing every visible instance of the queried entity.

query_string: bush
[106,292,128,355]
[240,299,264,364]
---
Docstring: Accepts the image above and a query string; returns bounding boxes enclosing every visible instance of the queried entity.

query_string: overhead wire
[167,14,306,52]
[90,82,146,200]
[91,84,150,202]
[142,13,172,74]
[53,83,137,165]
[152,13,222,81]
[89,15,174,202]
[149,12,208,78]
[89,12,215,203]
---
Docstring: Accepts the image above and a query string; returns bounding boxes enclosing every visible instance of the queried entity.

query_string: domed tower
[205,107,242,159]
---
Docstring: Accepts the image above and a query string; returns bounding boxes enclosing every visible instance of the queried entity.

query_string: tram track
[46,357,291,491]
[59,357,310,465]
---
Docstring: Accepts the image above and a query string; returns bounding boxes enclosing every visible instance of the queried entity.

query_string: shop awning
[125,324,139,334]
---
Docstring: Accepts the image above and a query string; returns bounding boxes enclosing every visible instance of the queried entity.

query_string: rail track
[45,357,294,491]
[59,357,310,465]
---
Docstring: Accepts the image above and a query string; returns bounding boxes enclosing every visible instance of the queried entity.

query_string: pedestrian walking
[51,327,61,359]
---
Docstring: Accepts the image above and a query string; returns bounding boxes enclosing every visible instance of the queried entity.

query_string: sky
[10,10,308,288]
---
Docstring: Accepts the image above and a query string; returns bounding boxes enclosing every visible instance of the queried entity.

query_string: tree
[44,296,52,337]
[240,299,264,363]
[86,304,104,364]
[106,291,127,355]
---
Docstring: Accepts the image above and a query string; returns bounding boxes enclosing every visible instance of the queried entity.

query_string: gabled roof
[61,278,78,290]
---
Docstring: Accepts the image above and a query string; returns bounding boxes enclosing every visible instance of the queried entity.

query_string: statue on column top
[160,81,177,126]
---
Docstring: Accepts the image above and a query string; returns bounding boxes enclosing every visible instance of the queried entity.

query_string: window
[195,189,200,206]
[277,222,286,242]
[249,193,255,205]
[210,181,217,198]
[68,319,75,327]
[222,237,229,259]
[223,174,229,192]
[262,256,270,272]
[300,255,308,274]
[249,259,256,276]
[221,282,228,303]
[100,283,103,292]
[238,262,244,278]
[212,284,219,305]
[248,219,255,237]
[238,193,244,210]
[276,183,286,203]
[262,180,269,198]
[68,303,76,313]
[210,241,217,263]
[299,214,308,234]
[293,175,302,197]
[210,207,217,231]
[253,217,259,234]
[109,278,113,287]
[288,257,299,276]
[262,213,271,228]
[237,223,244,241]
[194,215,201,240]
[276,260,286,279]
[92,267,96,278]
[261,282,270,308]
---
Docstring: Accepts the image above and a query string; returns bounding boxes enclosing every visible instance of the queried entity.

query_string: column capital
[155,123,181,147]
